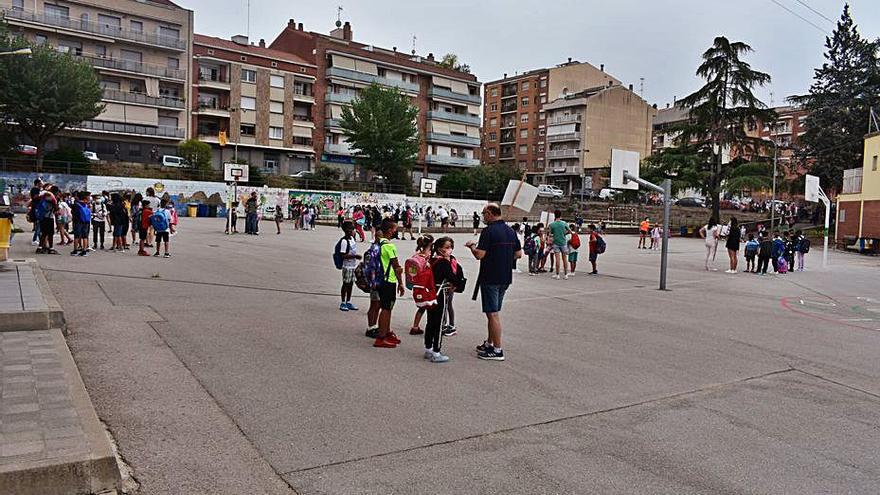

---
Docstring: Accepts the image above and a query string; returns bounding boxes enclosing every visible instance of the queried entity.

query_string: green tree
[437,165,520,198]
[789,5,880,190]
[0,38,103,170]
[177,139,212,171]
[340,83,419,187]
[675,37,776,219]
[438,53,471,74]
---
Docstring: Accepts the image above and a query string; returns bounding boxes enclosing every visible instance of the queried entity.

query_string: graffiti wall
[341,191,407,209]
[289,190,342,219]
[86,175,229,216]
[0,171,86,213]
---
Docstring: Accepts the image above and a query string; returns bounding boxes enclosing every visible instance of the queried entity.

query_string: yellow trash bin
[187,204,198,218]
[0,215,11,261]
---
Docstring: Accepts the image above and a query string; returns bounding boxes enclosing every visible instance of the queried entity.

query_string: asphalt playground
[11,217,880,494]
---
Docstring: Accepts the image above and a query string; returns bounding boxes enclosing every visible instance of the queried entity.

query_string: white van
[537,184,564,198]
[161,155,188,168]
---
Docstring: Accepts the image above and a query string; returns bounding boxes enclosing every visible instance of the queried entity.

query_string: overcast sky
[180,0,878,108]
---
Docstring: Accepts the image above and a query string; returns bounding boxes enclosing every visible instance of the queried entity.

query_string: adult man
[465,203,522,361]
[368,218,405,348]
[245,192,259,235]
[548,209,570,280]
[638,217,650,249]
[437,205,449,233]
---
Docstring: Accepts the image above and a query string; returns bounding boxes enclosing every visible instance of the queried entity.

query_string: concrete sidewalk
[0,262,119,495]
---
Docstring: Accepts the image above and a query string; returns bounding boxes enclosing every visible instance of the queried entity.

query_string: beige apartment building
[2,0,194,162]
[192,34,318,175]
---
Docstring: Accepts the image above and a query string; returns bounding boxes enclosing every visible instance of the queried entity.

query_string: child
[757,234,771,275]
[527,223,543,275]
[130,193,142,247]
[370,218,405,349]
[138,199,152,257]
[771,233,785,273]
[56,194,72,246]
[408,235,434,334]
[568,223,580,275]
[337,221,361,311]
[650,224,662,250]
[425,237,464,363]
[108,193,127,252]
[152,198,172,258]
[744,234,759,273]
[71,191,91,257]
[275,205,284,234]
[794,230,809,271]
[168,201,179,235]
[90,195,107,250]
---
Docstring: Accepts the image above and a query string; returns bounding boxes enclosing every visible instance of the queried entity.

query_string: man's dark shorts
[113,224,126,237]
[480,284,508,314]
[72,221,89,239]
[377,282,397,311]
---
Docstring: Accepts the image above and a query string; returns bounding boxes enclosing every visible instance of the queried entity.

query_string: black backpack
[800,238,811,254]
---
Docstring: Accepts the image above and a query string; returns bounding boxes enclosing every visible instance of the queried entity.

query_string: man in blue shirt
[465,203,522,361]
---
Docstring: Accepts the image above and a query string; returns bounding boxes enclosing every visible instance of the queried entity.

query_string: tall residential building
[192,34,318,175]
[651,103,690,153]
[482,60,652,191]
[269,19,481,182]
[2,0,193,162]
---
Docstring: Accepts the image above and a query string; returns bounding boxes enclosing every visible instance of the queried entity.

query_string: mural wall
[1,171,86,212]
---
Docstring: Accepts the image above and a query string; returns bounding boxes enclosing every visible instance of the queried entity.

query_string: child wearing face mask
[423,237,465,363]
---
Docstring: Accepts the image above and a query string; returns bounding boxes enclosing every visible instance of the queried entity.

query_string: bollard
[0,212,12,262]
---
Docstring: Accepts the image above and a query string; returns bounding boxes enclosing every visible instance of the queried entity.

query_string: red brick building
[269,19,481,182]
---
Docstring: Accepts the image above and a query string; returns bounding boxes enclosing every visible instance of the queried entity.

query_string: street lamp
[0,48,32,56]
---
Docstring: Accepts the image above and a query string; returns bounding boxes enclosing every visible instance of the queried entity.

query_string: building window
[489,117,497,128]
[95,45,107,58]
[128,144,141,157]
[263,159,278,171]
[159,26,180,40]
[240,96,256,110]
[541,95,547,103]
[57,40,82,56]
[270,101,283,114]
[519,145,528,155]
[521,81,529,91]
[519,160,527,168]
[11,0,23,11]
[130,20,143,32]
[120,49,142,62]
[520,113,529,123]
[539,129,545,136]
[490,87,498,97]
[520,129,528,138]
[269,126,283,140]
[874,156,878,171]
[539,111,545,120]
[839,209,846,222]
[271,62,278,68]
[490,103,498,112]
[489,132,497,142]
[488,148,496,158]
[35,34,48,45]
[270,75,284,88]
[540,79,547,87]
[241,69,256,83]
[538,144,544,152]
[167,58,179,69]
[522,97,529,107]
[45,4,69,18]
[98,14,120,31]
[207,49,214,55]
[240,124,255,136]
[99,79,119,90]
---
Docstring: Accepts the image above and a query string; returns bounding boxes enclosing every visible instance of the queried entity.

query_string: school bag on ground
[569,232,581,249]
[355,241,390,293]
[595,234,607,254]
[333,237,350,270]
[777,256,789,274]
[149,210,169,231]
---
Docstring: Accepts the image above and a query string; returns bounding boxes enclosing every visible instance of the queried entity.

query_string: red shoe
[409,327,424,335]
[373,337,397,348]
[137,250,150,257]
[386,332,401,344]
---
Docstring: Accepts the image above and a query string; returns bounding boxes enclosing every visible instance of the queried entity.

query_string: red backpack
[405,253,437,307]
[569,232,581,249]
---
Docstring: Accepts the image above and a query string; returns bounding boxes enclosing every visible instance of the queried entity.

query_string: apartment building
[837,132,880,248]
[484,60,652,191]
[2,0,193,162]
[651,103,690,153]
[269,19,481,182]
[192,34,318,175]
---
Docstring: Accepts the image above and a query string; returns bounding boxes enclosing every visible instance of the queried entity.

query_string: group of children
[26,179,176,258]
[334,220,466,363]
[743,230,811,274]
[520,218,603,277]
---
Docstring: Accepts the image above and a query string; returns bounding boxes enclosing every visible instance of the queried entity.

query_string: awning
[331,54,356,70]
[291,126,312,138]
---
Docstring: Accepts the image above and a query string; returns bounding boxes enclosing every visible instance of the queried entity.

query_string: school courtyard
[12,218,880,494]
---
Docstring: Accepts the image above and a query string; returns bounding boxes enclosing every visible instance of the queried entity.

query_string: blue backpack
[354,241,390,293]
[333,237,350,270]
[149,211,169,231]
[595,234,606,254]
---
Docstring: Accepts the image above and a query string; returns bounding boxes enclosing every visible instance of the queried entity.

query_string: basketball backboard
[805,174,820,203]
[420,177,437,194]
[224,163,249,183]
[501,180,539,212]
[610,149,640,190]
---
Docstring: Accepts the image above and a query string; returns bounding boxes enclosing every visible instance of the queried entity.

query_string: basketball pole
[624,172,671,290]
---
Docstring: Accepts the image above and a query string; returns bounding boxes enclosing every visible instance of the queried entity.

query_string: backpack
[595,234,606,254]
[800,238,811,254]
[777,256,789,274]
[569,232,581,250]
[333,238,350,270]
[149,210,169,231]
[404,253,431,290]
[745,241,759,257]
[524,234,537,256]
[355,241,390,293]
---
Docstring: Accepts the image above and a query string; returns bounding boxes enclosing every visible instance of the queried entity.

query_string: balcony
[194,101,230,118]
[546,148,580,159]
[324,142,354,156]
[78,54,186,81]
[325,118,342,129]
[327,66,419,93]
[425,154,479,167]
[548,114,581,125]
[547,164,581,175]
[293,90,315,104]
[498,153,515,161]
[547,132,580,143]
[428,87,481,105]
[427,110,480,126]
[426,132,480,147]
[325,92,356,105]
[102,88,184,109]
[197,73,230,91]
[3,8,187,50]
[500,102,518,114]
[292,114,315,127]
[72,120,185,139]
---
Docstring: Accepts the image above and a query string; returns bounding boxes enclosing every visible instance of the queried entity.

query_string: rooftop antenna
[336,5,343,28]
[246,0,251,39]
[770,91,775,107]
[411,35,417,55]
[639,77,644,97]
[870,107,879,134]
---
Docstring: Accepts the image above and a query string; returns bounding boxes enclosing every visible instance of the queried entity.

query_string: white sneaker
[424,348,434,359]
[564,274,570,280]
[725,269,736,274]
[552,274,560,280]
[430,351,449,363]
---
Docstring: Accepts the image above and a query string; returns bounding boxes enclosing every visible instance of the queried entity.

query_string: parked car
[289,170,314,178]
[570,188,597,200]
[598,188,620,201]
[537,184,565,198]
[675,197,706,208]
[15,144,37,156]
[82,151,100,162]
[161,155,188,168]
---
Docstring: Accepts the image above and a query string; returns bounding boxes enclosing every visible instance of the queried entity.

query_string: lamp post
[0,48,32,56]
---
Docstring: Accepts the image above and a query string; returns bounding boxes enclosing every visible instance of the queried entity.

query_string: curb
[0,261,66,335]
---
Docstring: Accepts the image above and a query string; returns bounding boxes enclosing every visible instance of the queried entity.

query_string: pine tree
[790,4,880,191]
